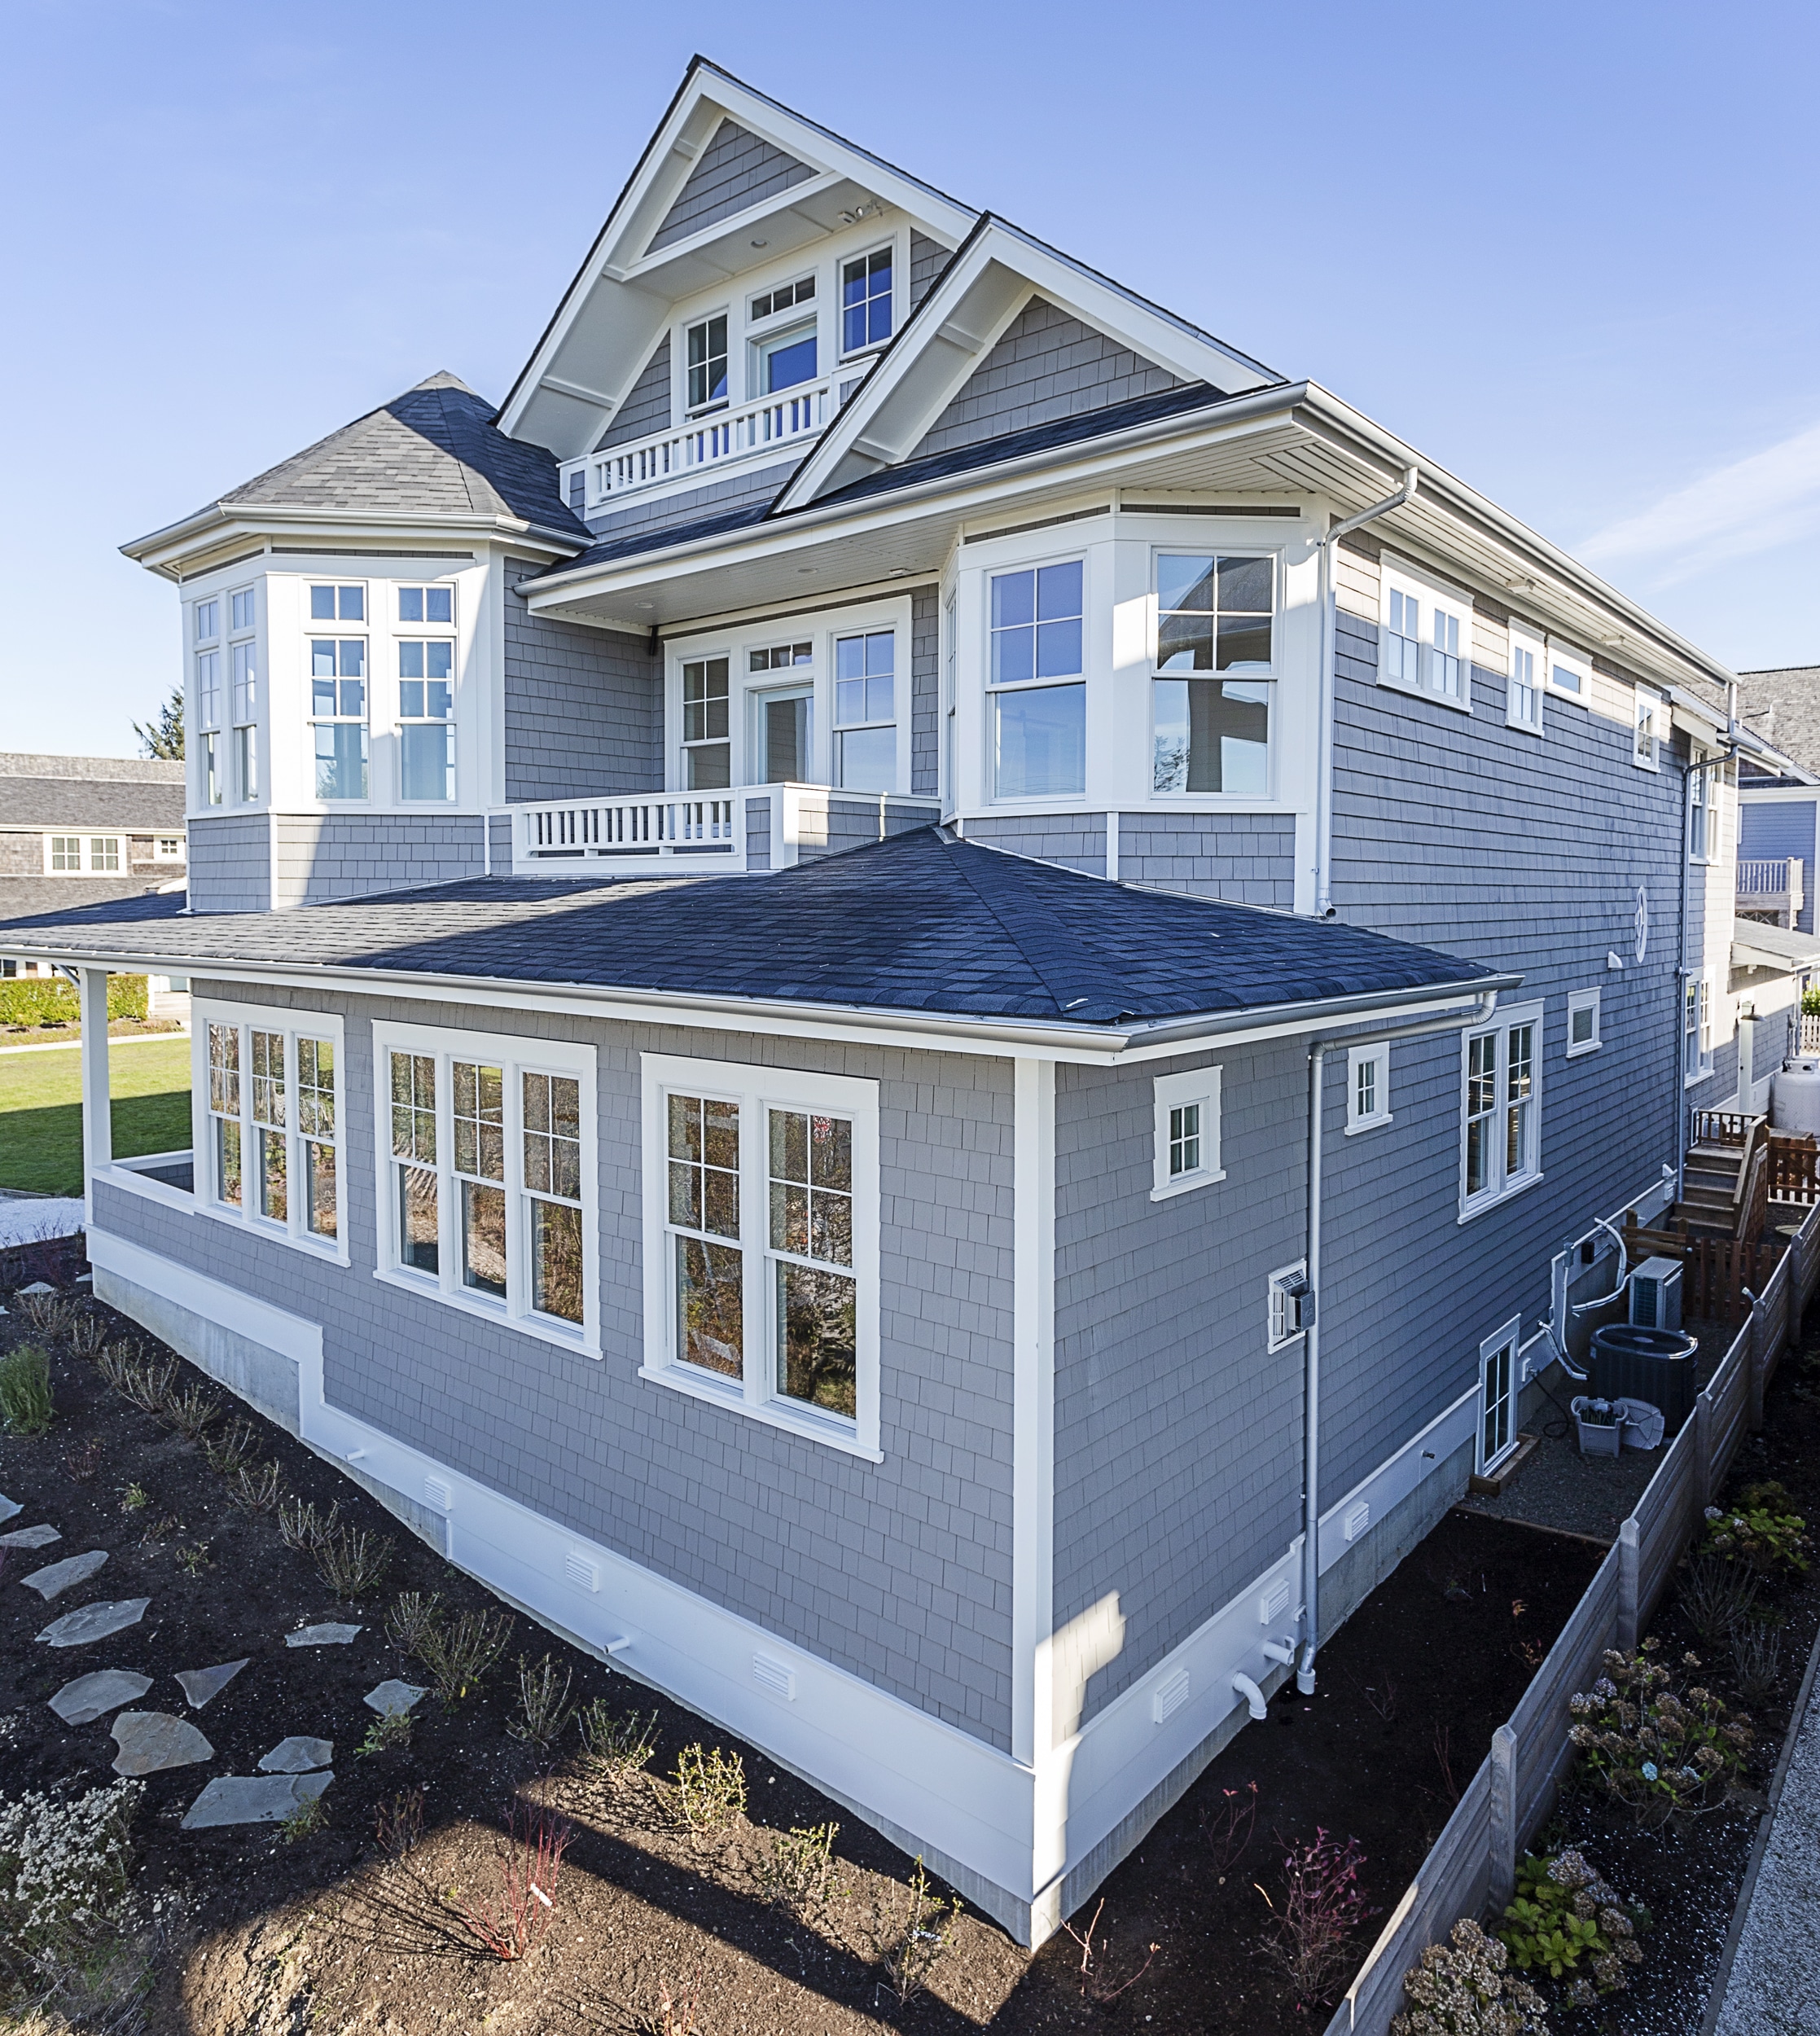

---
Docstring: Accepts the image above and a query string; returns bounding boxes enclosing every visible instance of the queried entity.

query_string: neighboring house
[1739,667,1820,949]
[0,753,186,996]
[3,62,1811,1946]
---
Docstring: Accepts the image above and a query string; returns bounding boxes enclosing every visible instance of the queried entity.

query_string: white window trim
[1546,637,1590,704]
[1633,685,1662,771]
[1378,558,1474,714]
[1151,1064,1224,1198]
[1566,988,1602,1059]
[1147,543,1280,805]
[43,835,125,876]
[837,239,900,363]
[1477,1315,1522,1474]
[153,836,186,862]
[1684,972,1715,1086]
[639,1051,882,1461]
[1458,998,1545,1222]
[987,551,1090,806]
[1344,1042,1392,1134]
[1688,763,1711,864]
[372,1019,599,1356]
[1267,1259,1309,1353]
[1505,621,1545,737]
[191,999,349,1265]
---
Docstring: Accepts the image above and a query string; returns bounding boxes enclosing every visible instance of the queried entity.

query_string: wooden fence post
[1748,1292,1768,1432]
[1617,1518,1640,1651]
[1489,1723,1518,1912]
[1790,1226,1807,1352]
[1691,1390,1712,1520]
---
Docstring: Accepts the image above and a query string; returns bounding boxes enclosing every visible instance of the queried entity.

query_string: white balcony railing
[502,783,941,880]
[1738,857,1805,928]
[585,371,862,505]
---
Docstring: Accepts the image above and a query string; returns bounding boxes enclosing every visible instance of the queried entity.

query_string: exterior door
[757,689,812,785]
[1478,1319,1520,1472]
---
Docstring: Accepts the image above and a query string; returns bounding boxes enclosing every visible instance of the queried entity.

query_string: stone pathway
[50,1670,154,1724]
[112,1711,214,1776]
[182,1771,331,1830]
[0,1523,60,1548]
[0,1492,20,1525]
[22,1548,108,1599]
[37,1598,151,1647]
[174,1659,250,1709]
[286,1622,362,1646]
[364,1679,426,1717]
[1713,1669,1820,2034]
[259,1735,332,1773]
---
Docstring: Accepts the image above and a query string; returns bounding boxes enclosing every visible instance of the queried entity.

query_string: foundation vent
[1257,1578,1291,1625]
[423,1477,452,1512]
[752,1652,796,1701]
[564,1551,599,1592]
[1344,1501,1370,1542]
[1152,1669,1191,1724]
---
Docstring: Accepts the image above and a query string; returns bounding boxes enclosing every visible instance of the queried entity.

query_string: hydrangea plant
[1702,1482,1813,1576]
[1391,1919,1550,2036]
[1498,1850,1646,2006]
[1568,1641,1752,1826]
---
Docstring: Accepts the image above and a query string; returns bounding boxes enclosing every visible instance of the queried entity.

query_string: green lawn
[0,1038,194,1195]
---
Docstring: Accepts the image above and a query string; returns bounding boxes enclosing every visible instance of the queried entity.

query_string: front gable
[647,119,818,252]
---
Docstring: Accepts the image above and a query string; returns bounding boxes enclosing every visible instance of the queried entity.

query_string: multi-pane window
[750,642,813,672]
[202,735,222,807]
[195,599,219,643]
[1152,1066,1222,1198]
[1461,1005,1542,1213]
[1347,1042,1391,1133]
[1507,639,1542,732]
[1384,588,1420,687]
[1432,608,1463,699]
[841,248,892,353]
[397,641,454,801]
[751,276,814,321]
[681,656,730,789]
[155,836,184,861]
[311,638,368,800]
[990,559,1085,798]
[668,1091,744,1380]
[397,585,454,625]
[1684,977,1713,1081]
[1479,1321,1520,1472]
[47,836,121,874]
[1168,1103,1201,1179]
[686,314,729,410]
[49,836,81,872]
[834,630,896,792]
[380,1029,593,1345]
[1634,688,1660,770]
[230,625,258,805]
[768,1108,857,1418]
[200,1009,342,1252]
[1689,767,1708,861]
[1381,578,1470,705]
[309,583,365,622]
[1152,553,1274,796]
[195,649,221,731]
[230,586,256,632]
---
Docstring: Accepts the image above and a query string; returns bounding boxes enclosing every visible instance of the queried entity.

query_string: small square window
[398,586,454,625]
[1567,989,1601,1059]
[309,584,365,622]
[1152,1066,1223,1198]
[1345,1043,1391,1133]
[155,836,184,861]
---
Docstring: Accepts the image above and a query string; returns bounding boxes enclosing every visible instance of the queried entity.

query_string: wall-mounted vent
[564,1551,599,1592]
[752,1652,796,1701]
[1152,1669,1191,1724]
[1344,1501,1370,1542]
[1258,1578,1291,1626]
[423,1477,452,1512]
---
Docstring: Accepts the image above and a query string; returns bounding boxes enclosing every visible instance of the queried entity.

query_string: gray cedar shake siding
[908,231,950,316]
[910,586,940,798]
[580,463,799,546]
[1118,813,1296,904]
[595,336,673,454]
[96,984,1018,1749]
[963,815,1110,877]
[186,813,273,914]
[1053,1039,1308,1723]
[503,561,663,802]
[909,297,1188,463]
[1739,796,1818,932]
[647,121,817,252]
[272,814,485,908]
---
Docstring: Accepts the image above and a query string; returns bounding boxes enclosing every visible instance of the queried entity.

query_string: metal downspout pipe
[1313,466,1421,919]
[1297,988,1502,1697]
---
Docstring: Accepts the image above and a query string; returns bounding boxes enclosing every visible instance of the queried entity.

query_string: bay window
[195,649,221,805]
[1460,1001,1542,1216]
[375,1023,595,1350]
[642,1053,880,1458]
[834,629,896,791]
[197,1003,344,1256]
[311,638,368,801]
[1151,552,1274,796]
[989,559,1085,798]
[397,641,455,801]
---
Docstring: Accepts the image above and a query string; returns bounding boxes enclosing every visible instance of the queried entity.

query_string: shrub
[877,1857,962,2007]
[1702,1484,1813,1575]
[577,1702,658,1792]
[448,1800,572,1960]
[357,1711,414,1759]
[375,1786,425,1858]
[414,1608,514,1705]
[669,1744,746,1844]
[1568,1643,1753,1825]
[1498,1851,1644,2003]
[0,1779,143,2007]
[1263,1829,1379,2006]
[202,1417,257,1477]
[159,1380,221,1442]
[16,1293,75,1341]
[1677,1552,1759,1643]
[757,1822,842,1929]
[1730,1620,1783,1703]
[508,1654,576,1751]
[1391,1918,1549,2036]
[0,1348,53,1437]
[277,1495,337,1552]
[384,1590,444,1656]
[280,1794,327,1843]
[0,973,146,1030]
[227,1460,286,1515]
[1059,1896,1158,2004]
[314,1525,394,1600]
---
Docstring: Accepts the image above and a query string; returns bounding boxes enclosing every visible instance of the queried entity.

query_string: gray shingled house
[2,59,1808,1945]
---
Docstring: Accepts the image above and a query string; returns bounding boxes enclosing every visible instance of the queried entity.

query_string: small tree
[134,686,184,761]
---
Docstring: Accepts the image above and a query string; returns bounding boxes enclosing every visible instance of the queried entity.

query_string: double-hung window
[642,1053,880,1458]
[686,314,729,411]
[1685,976,1713,1082]
[990,559,1085,798]
[1634,687,1661,770]
[197,1003,344,1257]
[681,656,730,789]
[1506,624,1543,735]
[1460,1001,1542,1216]
[1151,552,1273,796]
[834,630,896,792]
[1379,569,1471,709]
[397,639,455,801]
[841,247,892,354]
[311,638,368,801]
[375,1022,595,1350]
[195,647,222,805]
[1689,766,1709,861]
[230,638,258,802]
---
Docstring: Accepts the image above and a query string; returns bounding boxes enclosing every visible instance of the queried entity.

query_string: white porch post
[78,968,111,1220]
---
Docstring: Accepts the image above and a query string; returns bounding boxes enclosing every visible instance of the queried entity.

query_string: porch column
[79,968,111,1218]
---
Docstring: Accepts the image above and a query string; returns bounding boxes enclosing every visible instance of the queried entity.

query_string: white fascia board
[124,505,581,581]
[775,221,1283,515]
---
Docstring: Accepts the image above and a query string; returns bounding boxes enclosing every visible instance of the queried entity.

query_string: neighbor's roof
[0,827,1500,1032]
[0,773,186,832]
[1733,919,1820,976]
[1741,667,1820,782]
[0,877,184,919]
[125,375,591,558]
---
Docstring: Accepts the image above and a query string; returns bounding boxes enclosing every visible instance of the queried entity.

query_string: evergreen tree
[134,685,184,760]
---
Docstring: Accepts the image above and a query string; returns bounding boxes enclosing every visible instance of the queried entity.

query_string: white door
[1478,1319,1520,1473]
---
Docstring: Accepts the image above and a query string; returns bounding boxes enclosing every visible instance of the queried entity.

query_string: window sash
[686,314,729,410]
[841,247,893,353]
[1463,1016,1540,1206]
[202,1016,340,1248]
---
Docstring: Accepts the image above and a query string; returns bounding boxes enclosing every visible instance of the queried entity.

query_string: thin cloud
[1578,419,1820,579]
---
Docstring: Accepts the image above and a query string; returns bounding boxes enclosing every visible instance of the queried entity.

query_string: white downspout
[1314,467,1420,919]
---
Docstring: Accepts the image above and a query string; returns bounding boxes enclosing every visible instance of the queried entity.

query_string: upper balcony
[502,783,940,880]
[1737,857,1805,929]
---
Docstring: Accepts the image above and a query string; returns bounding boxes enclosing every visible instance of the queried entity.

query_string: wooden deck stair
[1680,1139,1754,1239]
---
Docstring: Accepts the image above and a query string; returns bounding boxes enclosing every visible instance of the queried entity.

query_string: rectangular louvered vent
[1344,1501,1370,1542]
[564,1551,599,1591]
[1258,1578,1291,1625]
[1152,1669,1191,1724]
[752,1653,796,1701]
[423,1477,452,1511]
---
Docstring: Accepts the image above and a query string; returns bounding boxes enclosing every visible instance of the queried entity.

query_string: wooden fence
[1323,1198,1820,2034]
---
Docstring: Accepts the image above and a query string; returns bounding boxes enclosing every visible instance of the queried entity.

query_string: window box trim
[1151,1064,1224,1199]
[639,1051,882,1459]
[371,1019,598,1357]
[1566,988,1602,1059]
[1377,557,1475,715]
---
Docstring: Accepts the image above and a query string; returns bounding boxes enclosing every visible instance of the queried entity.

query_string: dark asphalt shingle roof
[0,879,185,924]
[213,374,590,541]
[0,778,187,831]
[557,500,778,574]
[0,828,1495,1029]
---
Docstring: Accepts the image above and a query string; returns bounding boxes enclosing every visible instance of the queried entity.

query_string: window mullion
[285,1033,301,1240]
[743,1091,765,1409]
[505,1065,525,1323]
[436,1055,456,1298]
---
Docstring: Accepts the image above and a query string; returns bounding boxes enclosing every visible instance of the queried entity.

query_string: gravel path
[1713,1666,1820,2034]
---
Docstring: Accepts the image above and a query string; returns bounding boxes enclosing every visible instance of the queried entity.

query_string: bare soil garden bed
[2,1240,1599,2034]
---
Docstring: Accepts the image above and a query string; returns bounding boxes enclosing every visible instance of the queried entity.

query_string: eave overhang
[120,504,586,583]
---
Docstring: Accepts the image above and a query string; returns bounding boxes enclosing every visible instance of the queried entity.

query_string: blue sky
[2,0,1815,756]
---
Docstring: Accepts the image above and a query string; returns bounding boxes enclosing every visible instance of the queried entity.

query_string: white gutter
[1313,466,1419,916]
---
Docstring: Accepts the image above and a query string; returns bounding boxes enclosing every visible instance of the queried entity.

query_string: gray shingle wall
[503,561,663,804]
[581,463,796,545]
[908,232,949,315]
[1738,798,1817,932]
[100,984,1017,1748]
[596,337,673,453]
[186,814,270,913]
[910,297,1187,463]
[648,121,816,252]
[1119,813,1296,904]
[745,796,771,871]
[1319,608,1691,1509]
[273,814,485,907]
[1053,1041,1308,1720]
[910,586,940,798]
[963,816,1108,876]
